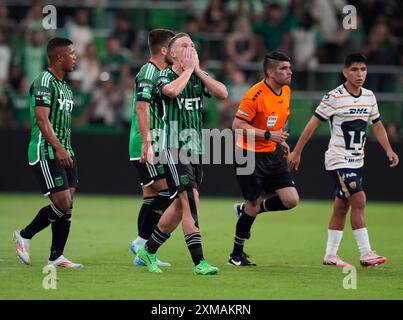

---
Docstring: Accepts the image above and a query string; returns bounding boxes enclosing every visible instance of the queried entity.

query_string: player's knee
[283,194,299,209]
[350,193,366,210]
[53,197,72,214]
[245,199,260,215]
[351,199,366,211]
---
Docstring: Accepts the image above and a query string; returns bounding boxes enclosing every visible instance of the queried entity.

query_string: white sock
[353,228,372,257]
[133,236,147,246]
[325,229,344,257]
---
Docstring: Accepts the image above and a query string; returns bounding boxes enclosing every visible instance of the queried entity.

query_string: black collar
[264,80,282,96]
[343,83,362,98]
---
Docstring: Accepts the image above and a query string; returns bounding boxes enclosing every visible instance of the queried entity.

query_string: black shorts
[234,147,295,201]
[164,149,203,196]
[31,158,79,196]
[132,160,166,187]
[327,167,364,199]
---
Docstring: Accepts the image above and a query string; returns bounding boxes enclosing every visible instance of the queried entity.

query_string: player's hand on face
[193,48,201,74]
[387,150,399,167]
[55,146,73,168]
[269,130,289,143]
[287,151,301,171]
[140,141,154,164]
[180,47,196,72]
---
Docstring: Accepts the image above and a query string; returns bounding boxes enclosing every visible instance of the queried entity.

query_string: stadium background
[0,0,401,199]
[0,0,403,301]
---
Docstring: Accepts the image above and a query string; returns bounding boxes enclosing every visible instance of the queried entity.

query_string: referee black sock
[144,227,170,254]
[259,195,288,213]
[185,232,204,265]
[20,205,59,239]
[140,190,173,239]
[137,196,155,239]
[232,213,255,255]
[50,209,72,261]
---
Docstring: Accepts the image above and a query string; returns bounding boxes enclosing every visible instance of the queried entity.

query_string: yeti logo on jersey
[58,90,74,111]
[58,97,74,111]
[267,116,278,129]
[177,97,202,110]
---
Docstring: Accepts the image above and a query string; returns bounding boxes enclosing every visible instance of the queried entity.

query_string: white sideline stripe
[166,150,180,186]
[40,161,52,189]
[39,161,50,189]
[42,160,54,188]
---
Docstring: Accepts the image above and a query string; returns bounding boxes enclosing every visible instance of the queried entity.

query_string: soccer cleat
[130,242,171,267]
[233,203,251,239]
[194,260,219,275]
[137,247,162,273]
[360,251,387,267]
[322,255,352,267]
[228,252,256,266]
[47,255,84,269]
[13,230,31,265]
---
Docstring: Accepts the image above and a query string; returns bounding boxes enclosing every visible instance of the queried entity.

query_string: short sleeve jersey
[314,84,380,170]
[235,81,291,152]
[28,69,74,165]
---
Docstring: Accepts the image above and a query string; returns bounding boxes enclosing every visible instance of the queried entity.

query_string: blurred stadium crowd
[0,0,401,139]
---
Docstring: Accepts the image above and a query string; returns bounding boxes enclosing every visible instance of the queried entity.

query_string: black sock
[140,190,173,239]
[20,205,59,239]
[185,232,204,265]
[49,210,72,261]
[232,213,255,255]
[137,196,156,239]
[259,195,288,213]
[144,227,170,254]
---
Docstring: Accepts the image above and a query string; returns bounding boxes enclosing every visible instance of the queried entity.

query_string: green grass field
[1,193,403,300]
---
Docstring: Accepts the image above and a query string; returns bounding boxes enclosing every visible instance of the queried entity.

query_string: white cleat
[131,242,171,267]
[48,255,84,269]
[323,255,352,267]
[360,251,387,267]
[13,230,31,265]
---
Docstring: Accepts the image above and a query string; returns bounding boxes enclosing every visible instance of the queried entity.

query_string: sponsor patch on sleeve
[237,110,250,118]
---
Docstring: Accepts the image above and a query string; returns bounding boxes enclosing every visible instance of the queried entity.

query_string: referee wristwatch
[264,131,271,140]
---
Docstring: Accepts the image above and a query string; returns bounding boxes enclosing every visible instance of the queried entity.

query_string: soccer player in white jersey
[288,53,399,267]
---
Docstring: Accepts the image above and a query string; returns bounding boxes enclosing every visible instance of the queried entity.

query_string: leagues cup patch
[267,116,278,129]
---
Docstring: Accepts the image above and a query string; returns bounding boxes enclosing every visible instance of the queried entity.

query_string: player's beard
[165,54,173,66]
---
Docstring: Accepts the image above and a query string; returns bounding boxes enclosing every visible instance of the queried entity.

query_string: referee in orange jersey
[228,52,300,266]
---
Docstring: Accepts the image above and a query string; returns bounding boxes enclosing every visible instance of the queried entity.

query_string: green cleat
[137,247,162,273]
[194,260,219,275]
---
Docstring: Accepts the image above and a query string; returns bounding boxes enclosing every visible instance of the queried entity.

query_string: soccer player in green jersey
[137,33,228,275]
[128,29,175,267]
[13,38,83,268]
